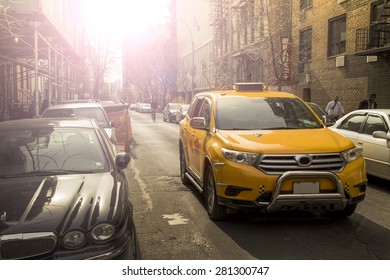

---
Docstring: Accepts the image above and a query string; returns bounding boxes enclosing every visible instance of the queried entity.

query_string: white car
[138,103,151,113]
[42,100,117,144]
[329,109,390,181]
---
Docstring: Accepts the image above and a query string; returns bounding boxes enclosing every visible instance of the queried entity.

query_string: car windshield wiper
[0,170,97,178]
[260,127,300,130]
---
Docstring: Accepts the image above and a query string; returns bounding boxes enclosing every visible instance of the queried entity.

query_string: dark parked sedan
[307,102,336,126]
[0,118,136,259]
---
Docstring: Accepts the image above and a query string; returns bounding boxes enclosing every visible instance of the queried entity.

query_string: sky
[80,0,171,39]
[79,0,171,82]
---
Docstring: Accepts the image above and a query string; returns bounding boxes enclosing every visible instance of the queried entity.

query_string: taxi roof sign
[234,82,265,92]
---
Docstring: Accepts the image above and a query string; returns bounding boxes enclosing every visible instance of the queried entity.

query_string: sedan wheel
[205,166,228,220]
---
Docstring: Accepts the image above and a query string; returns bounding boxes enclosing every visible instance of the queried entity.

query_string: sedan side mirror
[116,152,131,170]
[110,120,116,128]
[373,131,390,140]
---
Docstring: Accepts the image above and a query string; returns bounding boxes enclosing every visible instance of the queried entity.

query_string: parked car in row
[0,118,136,259]
[175,104,190,124]
[163,103,182,123]
[138,103,151,113]
[179,83,367,220]
[330,109,390,181]
[41,100,117,144]
[307,102,336,126]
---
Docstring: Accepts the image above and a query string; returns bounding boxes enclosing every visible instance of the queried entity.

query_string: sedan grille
[0,232,57,259]
[257,153,345,174]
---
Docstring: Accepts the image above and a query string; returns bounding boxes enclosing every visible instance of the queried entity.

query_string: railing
[356,21,390,53]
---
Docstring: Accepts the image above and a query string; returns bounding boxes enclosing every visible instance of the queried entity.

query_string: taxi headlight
[221,148,259,165]
[91,223,115,241]
[63,230,85,248]
[342,147,363,163]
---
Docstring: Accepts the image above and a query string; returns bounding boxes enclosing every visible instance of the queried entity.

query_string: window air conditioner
[367,56,378,63]
[336,55,345,67]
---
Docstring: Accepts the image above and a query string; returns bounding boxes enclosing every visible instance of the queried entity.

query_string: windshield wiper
[260,127,300,130]
[0,170,97,178]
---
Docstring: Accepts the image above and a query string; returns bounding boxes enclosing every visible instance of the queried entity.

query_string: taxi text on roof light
[234,82,265,92]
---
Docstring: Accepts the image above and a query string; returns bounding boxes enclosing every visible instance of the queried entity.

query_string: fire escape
[0,1,85,121]
[356,0,390,55]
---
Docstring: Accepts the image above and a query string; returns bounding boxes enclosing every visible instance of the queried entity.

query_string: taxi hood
[218,128,354,154]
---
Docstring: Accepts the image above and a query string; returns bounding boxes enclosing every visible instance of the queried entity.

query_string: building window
[372,0,390,23]
[299,28,312,73]
[300,0,312,10]
[328,15,346,57]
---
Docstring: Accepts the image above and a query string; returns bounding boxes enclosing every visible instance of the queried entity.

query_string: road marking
[130,160,153,212]
[162,213,190,225]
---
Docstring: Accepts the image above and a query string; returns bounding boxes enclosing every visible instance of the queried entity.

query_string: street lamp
[177,18,194,103]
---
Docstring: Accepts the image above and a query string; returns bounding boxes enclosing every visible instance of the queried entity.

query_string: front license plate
[293,181,320,194]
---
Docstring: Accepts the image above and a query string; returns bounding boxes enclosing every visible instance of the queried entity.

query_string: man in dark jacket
[358,94,377,109]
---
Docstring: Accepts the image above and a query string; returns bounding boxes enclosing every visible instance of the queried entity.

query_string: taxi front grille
[0,232,56,259]
[257,153,345,174]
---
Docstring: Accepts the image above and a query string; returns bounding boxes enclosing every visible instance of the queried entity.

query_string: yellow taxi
[179,83,366,220]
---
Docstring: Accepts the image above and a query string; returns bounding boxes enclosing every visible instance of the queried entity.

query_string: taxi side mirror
[190,117,207,130]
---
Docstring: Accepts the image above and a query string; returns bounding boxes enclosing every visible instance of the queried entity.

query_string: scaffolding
[0,2,86,121]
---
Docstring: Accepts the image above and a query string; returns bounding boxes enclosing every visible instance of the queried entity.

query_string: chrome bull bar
[257,171,347,212]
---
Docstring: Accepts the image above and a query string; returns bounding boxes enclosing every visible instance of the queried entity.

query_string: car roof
[0,118,97,130]
[195,89,297,100]
[353,109,390,114]
[45,102,104,110]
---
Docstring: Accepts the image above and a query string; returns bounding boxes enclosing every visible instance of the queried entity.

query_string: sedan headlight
[91,223,115,241]
[221,148,259,165]
[63,230,85,248]
[342,147,363,163]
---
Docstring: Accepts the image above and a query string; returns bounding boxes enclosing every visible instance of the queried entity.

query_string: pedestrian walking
[325,96,344,120]
[358,93,377,109]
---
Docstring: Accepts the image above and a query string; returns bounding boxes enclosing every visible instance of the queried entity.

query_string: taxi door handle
[357,141,363,145]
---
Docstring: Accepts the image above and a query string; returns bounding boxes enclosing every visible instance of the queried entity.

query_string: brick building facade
[291,0,390,112]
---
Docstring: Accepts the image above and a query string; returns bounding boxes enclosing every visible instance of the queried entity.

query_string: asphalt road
[124,111,390,260]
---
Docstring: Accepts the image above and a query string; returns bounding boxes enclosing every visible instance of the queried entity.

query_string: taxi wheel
[180,148,190,185]
[205,166,228,220]
[328,204,357,219]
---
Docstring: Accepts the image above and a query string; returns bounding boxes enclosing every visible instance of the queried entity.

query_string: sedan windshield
[0,127,109,177]
[216,97,322,130]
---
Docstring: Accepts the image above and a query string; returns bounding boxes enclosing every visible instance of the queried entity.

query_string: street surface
[124,111,390,260]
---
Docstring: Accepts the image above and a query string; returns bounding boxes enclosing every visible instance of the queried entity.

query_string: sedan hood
[0,173,124,236]
[218,128,354,153]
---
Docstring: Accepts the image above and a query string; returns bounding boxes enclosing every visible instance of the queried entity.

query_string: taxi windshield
[216,97,322,130]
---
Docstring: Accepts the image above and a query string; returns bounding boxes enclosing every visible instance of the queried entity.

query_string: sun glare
[80,0,171,38]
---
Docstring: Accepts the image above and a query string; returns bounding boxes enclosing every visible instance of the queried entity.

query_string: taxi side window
[199,101,211,129]
[188,97,204,119]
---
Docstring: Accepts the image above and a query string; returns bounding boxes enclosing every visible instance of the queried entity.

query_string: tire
[328,204,357,219]
[204,166,228,220]
[180,147,190,185]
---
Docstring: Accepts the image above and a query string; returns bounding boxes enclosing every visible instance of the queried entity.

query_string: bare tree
[86,35,115,100]
[123,25,178,107]
[211,0,292,91]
